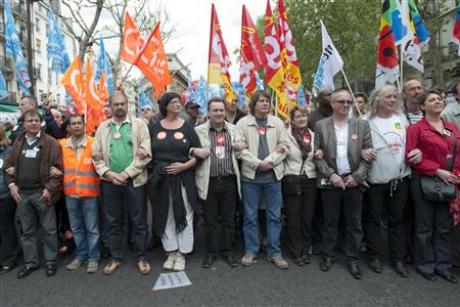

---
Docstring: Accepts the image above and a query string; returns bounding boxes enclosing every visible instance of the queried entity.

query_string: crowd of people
[0,79,459,285]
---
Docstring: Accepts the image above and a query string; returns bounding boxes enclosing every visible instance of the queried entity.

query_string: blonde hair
[367,84,402,117]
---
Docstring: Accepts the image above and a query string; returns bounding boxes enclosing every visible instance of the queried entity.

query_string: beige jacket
[92,116,152,187]
[194,121,242,200]
[236,114,288,180]
[284,127,317,178]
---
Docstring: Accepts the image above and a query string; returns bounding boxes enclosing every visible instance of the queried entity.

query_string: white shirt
[335,123,351,175]
[373,115,405,169]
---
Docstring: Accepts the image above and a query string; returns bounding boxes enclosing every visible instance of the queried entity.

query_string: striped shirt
[209,124,234,178]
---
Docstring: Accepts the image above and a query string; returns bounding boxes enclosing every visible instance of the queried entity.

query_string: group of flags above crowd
[1,0,460,125]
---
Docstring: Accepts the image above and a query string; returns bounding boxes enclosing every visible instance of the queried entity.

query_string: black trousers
[283,177,317,258]
[366,179,408,262]
[321,187,363,261]
[0,197,18,267]
[202,176,237,257]
[102,180,148,261]
[410,174,453,274]
[452,224,460,267]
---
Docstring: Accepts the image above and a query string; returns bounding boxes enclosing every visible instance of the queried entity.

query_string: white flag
[313,20,344,91]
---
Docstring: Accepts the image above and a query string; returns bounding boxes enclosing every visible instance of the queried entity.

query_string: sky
[64,0,269,82]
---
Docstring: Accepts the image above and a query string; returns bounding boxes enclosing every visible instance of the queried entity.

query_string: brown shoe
[137,260,151,275]
[103,260,122,275]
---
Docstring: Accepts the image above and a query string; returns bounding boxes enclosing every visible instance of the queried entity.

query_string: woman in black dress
[148,92,201,271]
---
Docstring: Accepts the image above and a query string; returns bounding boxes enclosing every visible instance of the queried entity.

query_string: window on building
[36,64,42,81]
[36,38,41,54]
[35,18,40,32]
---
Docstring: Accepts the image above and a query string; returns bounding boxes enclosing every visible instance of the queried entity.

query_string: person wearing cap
[185,101,200,126]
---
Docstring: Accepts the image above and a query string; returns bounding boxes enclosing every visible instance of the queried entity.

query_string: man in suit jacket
[314,89,372,280]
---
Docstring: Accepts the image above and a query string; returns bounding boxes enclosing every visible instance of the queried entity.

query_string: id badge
[215,145,225,159]
[25,149,38,158]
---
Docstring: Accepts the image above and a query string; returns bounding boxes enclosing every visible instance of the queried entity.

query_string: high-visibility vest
[60,136,100,197]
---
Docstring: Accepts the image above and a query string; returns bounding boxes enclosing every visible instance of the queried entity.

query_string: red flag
[207,4,236,103]
[240,5,267,97]
[264,0,289,118]
[453,2,460,55]
[277,0,302,103]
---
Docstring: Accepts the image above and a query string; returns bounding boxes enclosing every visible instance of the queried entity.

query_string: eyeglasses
[334,100,353,106]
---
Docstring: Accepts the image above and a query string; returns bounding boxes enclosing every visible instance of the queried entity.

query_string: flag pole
[399,45,404,91]
[340,68,361,117]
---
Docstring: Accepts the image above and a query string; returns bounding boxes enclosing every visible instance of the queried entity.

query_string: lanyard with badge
[24,146,39,158]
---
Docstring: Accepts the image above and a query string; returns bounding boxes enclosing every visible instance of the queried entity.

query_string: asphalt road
[0,230,459,306]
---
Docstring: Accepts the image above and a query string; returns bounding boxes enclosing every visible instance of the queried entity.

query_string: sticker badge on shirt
[394,122,401,130]
[113,132,122,140]
[303,134,311,144]
[157,131,167,140]
[443,129,451,137]
[174,132,184,140]
[351,133,358,140]
[216,133,225,146]
[258,126,267,136]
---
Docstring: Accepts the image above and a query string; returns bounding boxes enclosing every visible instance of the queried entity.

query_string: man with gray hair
[314,89,372,280]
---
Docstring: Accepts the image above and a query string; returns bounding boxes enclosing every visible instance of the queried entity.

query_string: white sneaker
[173,252,186,271]
[163,252,176,270]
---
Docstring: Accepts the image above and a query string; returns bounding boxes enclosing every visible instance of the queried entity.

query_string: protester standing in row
[148,92,201,272]
[314,89,372,279]
[283,107,317,266]
[92,90,152,275]
[406,90,459,284]
[193,98,245,268]
[5,110,62,279]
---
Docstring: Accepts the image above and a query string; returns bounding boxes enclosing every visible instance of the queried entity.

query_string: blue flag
[296,86,306,107]
[231,81,246,109]
[96,34,114,95]
[187,80,198,103]
[196,76,208,114]
[0,70,8,99]
[47,8,70,74]
[255,72,265,91]
[4,0,31,94]
[139,92,153,110]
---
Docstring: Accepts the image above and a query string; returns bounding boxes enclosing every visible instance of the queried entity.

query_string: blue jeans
[242,181,282,257]
[66,196,100,262]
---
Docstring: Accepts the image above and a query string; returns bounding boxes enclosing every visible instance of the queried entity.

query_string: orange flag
[85,58,105,135]
[121,13,170,95]
[98,72,109,103]
[61,56,84,114]
[240,5,267,98]
[207,4,236,104]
